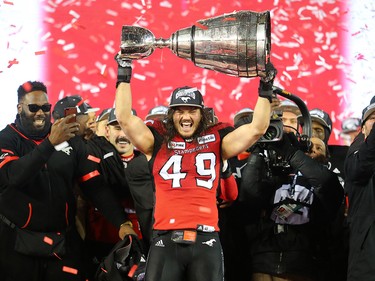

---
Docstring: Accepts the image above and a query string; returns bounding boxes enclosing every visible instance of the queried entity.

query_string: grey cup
[120,10,271,78]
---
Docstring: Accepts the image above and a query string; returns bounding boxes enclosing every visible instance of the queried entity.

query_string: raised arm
[222,97,270,160]
[114,57,154,158]
[222,63,277,160]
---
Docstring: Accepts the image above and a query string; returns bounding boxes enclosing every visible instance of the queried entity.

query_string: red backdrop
[27,0,349,144]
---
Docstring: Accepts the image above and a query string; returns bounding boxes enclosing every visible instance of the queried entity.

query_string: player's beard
[18,111,51,139]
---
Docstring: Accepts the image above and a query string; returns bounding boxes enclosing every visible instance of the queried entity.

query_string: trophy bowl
[120,26,156,60]
[120,10,271,78]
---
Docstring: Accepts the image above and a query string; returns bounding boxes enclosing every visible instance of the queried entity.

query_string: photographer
[239,132,343,281]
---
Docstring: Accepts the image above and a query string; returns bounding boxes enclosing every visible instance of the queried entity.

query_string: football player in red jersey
[114,57,276,281]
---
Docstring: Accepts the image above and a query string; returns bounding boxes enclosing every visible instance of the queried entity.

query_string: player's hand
[49,117,79,146]
[258,62,277,102]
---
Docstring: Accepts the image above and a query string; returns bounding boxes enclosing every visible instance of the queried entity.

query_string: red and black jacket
[0,123,126,232]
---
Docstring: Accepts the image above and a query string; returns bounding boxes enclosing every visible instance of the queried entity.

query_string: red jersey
[148,120,233,231]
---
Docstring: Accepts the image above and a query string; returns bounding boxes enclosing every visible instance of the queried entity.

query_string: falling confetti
[62,266,78,275]
[1,0,374,145]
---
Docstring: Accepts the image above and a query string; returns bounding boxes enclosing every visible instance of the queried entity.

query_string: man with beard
[0,81,135,281]
[239,134,343,281]
[114,54,275,281]
[83,108,145,280]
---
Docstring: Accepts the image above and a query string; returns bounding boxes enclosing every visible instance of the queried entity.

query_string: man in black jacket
[84,108,149,280]
[239,134,343,281]
[345,102,375,281]
[0,81,133,281]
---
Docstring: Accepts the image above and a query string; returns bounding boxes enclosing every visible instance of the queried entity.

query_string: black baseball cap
[341,117,361,133]
[52,95,99,120]
[169,86,204,108]
[107,108,137,125]
[277,100,301,116]
[96,108,111,122]
[233,107,254,128]
[361,103,375,126]
[298,108,332,133]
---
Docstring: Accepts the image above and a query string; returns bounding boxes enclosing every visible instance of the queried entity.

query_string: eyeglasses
[25,103,52,113]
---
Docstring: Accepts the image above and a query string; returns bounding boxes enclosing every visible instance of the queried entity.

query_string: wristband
[116,66,132,87]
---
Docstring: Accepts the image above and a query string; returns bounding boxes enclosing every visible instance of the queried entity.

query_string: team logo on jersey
[168,141,186,149]
[197,134,215,144]
[202,239,216,247]
[61,146,73,155]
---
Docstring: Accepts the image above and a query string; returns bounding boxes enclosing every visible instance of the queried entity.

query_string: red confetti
[7,58,19,68]
[43,236,53,245]
[3,1,14,5]
[355,53,366,60]
[62,266,78,275]
[35,50,46,56]
[22,82,32,92]
[351,31,361,36]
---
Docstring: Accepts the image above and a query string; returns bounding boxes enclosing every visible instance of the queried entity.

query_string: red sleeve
[219,175,238,202]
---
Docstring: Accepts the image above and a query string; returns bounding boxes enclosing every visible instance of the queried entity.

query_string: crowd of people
[0,53,372,281]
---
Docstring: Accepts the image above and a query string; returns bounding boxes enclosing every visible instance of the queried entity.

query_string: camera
[255,87,313,169]
[258,114,284,143]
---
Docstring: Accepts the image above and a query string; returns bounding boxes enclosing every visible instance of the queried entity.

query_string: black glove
[115,53,132,88]
[258,62,277,102]
[268,132,299,161]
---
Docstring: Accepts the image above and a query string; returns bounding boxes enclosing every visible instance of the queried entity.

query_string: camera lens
[263,125,277,140]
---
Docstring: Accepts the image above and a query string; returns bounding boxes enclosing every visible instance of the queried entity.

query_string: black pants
[0,221,85,281]
[145,230,224,281]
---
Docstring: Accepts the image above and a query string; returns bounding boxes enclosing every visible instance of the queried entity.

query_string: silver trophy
[120,10,271,78]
